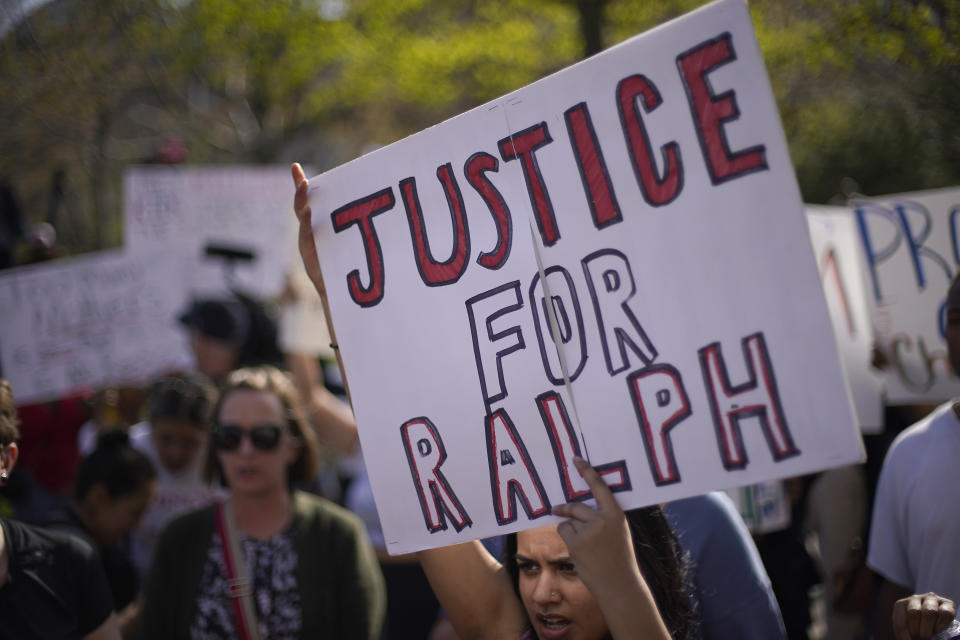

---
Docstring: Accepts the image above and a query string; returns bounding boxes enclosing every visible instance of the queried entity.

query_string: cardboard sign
[124,166,294,299]
[851,187,960,404]
[806,207,884,432]
[309,0,864,553]
[0,249,192,405]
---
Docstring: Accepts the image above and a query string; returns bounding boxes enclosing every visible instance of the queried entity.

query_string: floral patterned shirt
[190,526,302,639]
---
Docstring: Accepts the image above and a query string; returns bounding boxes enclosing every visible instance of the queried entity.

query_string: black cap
[178,299,249,343]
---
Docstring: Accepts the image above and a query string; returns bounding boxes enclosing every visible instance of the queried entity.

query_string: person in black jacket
[0,378,121,639]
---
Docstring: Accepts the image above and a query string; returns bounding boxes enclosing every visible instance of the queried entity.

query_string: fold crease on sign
[499,95,592,464]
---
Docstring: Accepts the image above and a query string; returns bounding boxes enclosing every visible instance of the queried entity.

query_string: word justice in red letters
[330,31,767,307]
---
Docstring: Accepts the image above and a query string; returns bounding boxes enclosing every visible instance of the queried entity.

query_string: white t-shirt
[129,422,225,577]
[867,401,960,600]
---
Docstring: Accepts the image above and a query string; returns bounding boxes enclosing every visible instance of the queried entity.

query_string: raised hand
[289,162,358,452]
[551,457,636,591]
[892,593,956,640]
[290,162,325,297]
[551,456,671,640]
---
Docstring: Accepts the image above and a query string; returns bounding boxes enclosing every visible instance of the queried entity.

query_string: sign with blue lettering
[851,187,960,404]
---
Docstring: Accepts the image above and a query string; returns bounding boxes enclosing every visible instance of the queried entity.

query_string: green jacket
[141,491,386,639]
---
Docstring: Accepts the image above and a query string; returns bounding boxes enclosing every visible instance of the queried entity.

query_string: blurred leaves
[0,0,958,254]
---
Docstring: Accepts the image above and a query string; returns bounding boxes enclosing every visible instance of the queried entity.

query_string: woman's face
[152,418,207,474]
[92,479,156,547]
[215,389,298,496]
[515,525,608,640]
[189,330,238,381]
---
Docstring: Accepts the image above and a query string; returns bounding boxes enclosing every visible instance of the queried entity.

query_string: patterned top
[190,526,302,639]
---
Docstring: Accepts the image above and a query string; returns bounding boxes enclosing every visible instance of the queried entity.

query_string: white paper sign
[851,187,960,404]
[0,250,192,405]
[124,166,294,299]
[309,0,864,553]
[726,481,791,534]
[806,207,884,432]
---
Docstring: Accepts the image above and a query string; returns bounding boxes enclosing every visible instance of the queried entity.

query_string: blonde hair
[0,379,20,446]
[207,366,320,487]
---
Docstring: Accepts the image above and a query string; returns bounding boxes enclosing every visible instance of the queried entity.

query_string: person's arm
[290,163,361,456]
[115,596,141,640]
[292,162,526,639]
[891,592,956,640]
[417,541,528,640]
[552,457,671,640]
[83,613,122,640]
[291,163,352,395]
[286,351,358,455]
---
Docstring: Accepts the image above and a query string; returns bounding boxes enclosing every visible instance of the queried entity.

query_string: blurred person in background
[12,391,91,522]
[45,430,157,639]
[141,365,385,639]
[664,491,786,639]
[178,293,284,384]
[868,272,960,640]
[179,292,359,458]
[128,373,225,581]
[0,378,122,639]
[77,386,150,457]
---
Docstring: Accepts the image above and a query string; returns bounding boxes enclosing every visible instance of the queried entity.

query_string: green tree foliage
[0,0,957,255]
[601,0,960,202]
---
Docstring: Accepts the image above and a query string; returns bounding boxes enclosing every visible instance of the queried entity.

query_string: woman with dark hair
[418,457,695,640]
[67,432,158,554]
[0,379,122,639]
[502,502,694,639]
[128,373,224,580]
[46,430,158,637]
[141,365,385,639]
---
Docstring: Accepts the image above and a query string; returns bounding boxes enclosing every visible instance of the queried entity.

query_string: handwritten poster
[124,165,295,299]
[308,0,864,553]
[851,187,960,404]
[806,206,884,432]
[0,249,192,405]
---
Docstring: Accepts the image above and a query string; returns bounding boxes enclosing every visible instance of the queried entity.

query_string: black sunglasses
[213,424,284,452]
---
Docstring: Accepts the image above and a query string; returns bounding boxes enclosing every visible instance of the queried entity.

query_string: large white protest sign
[0,250,192,405]
[806,207,884,432]
[851,187,960,404]
[308,0,864,553]
[124,166,294,299]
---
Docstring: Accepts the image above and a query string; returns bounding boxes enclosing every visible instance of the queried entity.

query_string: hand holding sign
[299,0,864,554]
[552,457,635,587]
[292,163,326,298]
[289,162,359,453]
[552,456,671,640]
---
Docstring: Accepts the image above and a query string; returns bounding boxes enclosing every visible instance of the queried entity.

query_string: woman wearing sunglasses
[140,366,386,640]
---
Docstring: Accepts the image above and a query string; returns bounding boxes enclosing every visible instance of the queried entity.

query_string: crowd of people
[0,163,955,640]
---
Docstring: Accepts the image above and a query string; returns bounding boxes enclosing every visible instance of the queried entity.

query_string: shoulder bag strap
[215,500,262,640]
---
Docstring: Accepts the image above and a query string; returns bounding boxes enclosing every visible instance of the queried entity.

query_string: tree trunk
[576,0,608,58]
